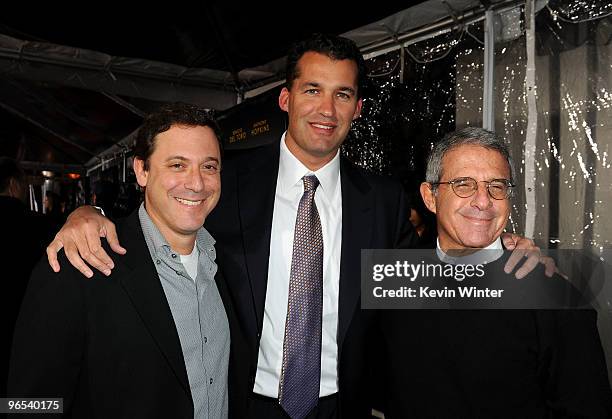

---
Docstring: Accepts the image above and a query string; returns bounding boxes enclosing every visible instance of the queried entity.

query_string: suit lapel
[236,144,279,334]
[114,212,191,397]
[338,158,373,353]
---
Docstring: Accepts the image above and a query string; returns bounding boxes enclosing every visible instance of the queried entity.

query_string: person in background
[405,187,436,247]
[0,157,55,397]
[91,178,120,218]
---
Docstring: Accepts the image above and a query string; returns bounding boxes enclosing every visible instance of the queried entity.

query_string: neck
[442,248,479,257]
[144,207,198,256]
[284,134,338,171]
[438,240,491,257]
[438,238,495,257]
[155,221,197,255]
[167,237,196,255]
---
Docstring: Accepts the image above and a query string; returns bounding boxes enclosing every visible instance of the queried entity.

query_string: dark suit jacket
[206,142,417,418]
[8,210,240,418]
[380,254,612,418]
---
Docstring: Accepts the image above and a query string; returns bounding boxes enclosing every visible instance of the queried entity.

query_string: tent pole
[482,9,496,131]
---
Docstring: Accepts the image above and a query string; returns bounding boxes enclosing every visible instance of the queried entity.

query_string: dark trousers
[247,392,338,419]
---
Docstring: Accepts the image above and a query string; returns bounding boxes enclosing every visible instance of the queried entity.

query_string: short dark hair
[285,33,369,99]
[0,156,24,194]
[133,102,222,170]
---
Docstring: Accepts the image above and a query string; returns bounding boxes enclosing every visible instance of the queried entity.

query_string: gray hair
[425,127,516,187]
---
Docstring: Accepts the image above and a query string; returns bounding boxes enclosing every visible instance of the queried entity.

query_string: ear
[420,182,437,214]
[278,87,290,112]
[133,158,148,188]
[352,98,363,120]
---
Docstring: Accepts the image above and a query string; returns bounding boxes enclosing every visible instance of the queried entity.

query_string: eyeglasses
[432,177,514,200]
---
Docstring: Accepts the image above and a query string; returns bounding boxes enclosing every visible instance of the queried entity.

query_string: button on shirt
[254,133,342,397]
[139,204,229,419]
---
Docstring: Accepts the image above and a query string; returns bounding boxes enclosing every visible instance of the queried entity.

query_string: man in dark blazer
[44,36,544,419]
[206,140,417,418]
[9,104,237,418]
[380,128,612,418]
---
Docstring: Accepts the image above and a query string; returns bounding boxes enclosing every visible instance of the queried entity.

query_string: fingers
[45,214,116,278]
[505,247,559,279]
[500,233,517,250]
[46,237,65,273]
[512,249,540,279]
[73,221,112,276]
[46,205,123,278]
[504,247,526,275]
[62,238,94,278]
[504,248,540,279]
[102,223,127,255]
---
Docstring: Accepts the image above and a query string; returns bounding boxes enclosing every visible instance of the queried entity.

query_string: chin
[175,217,206,232]
[462,238,495,249]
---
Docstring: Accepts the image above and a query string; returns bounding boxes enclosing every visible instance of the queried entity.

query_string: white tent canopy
[0,0,518,110]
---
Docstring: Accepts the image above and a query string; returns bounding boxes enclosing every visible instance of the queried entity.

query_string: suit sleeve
[7,254,87,417]
[541,309,612,417]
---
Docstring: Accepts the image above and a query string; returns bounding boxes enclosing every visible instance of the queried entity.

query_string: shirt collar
[138,202,216,259]
[278,131,340,202]
[436,236,503,265]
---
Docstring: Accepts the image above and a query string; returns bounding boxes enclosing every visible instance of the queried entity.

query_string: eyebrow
[303,82,356,96]
[166,156,220,163]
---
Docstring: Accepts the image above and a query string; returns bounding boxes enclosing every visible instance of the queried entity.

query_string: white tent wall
[493,2,612,381]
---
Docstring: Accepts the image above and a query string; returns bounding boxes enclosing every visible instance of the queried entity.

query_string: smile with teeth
[175,197,203,206]
[311,123,334,130]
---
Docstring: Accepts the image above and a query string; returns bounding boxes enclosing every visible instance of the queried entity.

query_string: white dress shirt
[253,133,342,397]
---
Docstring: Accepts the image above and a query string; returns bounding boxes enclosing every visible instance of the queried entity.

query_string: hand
[46,206,126,278]
[501,233,557,279]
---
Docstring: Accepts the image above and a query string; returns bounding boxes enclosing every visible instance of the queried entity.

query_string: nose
[184,167,204,192]
[470,182,493,210]
[318,93,336,118]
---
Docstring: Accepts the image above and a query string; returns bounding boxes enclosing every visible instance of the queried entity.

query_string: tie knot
[302,175,319,192]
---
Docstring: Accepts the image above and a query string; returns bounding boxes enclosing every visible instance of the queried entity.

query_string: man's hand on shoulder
[501,233,557,279]
[46,205,126,278]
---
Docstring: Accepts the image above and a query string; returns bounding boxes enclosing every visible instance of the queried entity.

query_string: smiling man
[421,131,515,255]
[8,103,233,419]
[381,127,612,418]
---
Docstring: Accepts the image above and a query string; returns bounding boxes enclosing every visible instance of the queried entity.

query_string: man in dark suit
[9,104,234,418]
[44,36,545,418]
[380,127,612,418]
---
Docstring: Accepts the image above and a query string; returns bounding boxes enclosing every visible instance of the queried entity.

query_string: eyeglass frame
[430,177,515,200]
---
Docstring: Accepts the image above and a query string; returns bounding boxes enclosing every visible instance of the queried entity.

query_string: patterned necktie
[279,175,323,419]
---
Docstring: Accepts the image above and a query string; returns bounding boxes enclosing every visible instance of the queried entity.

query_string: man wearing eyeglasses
[380,127,612,418]
[421,127,516,255]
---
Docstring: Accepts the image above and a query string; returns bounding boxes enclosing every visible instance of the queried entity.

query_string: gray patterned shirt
[139,204,229,419]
